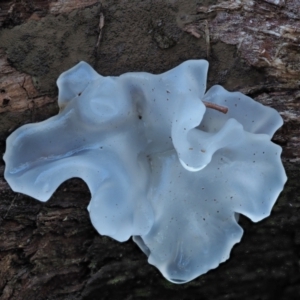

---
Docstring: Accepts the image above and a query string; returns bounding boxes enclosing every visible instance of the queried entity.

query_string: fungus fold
[3,60,287,283]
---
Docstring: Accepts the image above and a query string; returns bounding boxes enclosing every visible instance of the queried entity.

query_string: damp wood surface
[0,0,299,299]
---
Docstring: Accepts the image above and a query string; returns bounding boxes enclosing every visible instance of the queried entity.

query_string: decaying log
[0,1,299,299]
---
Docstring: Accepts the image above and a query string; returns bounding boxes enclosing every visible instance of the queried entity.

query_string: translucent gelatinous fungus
[3,60,287,283]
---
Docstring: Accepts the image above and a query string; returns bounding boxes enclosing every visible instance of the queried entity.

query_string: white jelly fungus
[3,60,287,283]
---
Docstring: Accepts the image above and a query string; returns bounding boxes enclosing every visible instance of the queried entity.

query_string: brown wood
[0,1,299,299]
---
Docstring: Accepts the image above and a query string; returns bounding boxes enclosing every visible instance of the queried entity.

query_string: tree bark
[0,0,299,299]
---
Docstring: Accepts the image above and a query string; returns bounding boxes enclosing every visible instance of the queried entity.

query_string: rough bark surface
[0,0,299,299]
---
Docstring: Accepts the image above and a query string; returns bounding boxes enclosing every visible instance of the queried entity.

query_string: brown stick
[202,101,228,114]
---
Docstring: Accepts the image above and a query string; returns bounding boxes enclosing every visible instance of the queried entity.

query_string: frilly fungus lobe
[4,60,287,283]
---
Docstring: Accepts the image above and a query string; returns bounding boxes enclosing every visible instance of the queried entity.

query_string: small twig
[96,12,105,49]
[204,20,210,57]
[4,194,18,219]
[203,101,228,114]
